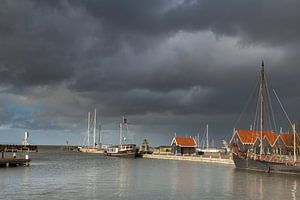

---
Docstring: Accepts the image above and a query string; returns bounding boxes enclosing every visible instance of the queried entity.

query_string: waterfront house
[231,130,300,155]
[273,133,294,155]
[171,137,197,155]
[262,131,277,154]
[230,130,260,153]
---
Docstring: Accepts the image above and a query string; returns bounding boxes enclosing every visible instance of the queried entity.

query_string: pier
[0,144,38,152]
[0,157,30,167]
[0,150,31,167]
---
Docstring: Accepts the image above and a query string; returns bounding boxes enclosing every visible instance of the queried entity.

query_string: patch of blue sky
[3,99,44,121]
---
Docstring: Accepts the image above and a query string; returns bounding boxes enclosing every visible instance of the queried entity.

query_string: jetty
[0,151,30,167]
[0,157,30,167]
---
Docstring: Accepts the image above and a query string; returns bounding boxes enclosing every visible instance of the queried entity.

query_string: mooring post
[25,154,30,166]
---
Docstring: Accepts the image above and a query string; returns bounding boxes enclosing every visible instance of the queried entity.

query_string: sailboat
[231,61,300,173]
[78,109,104,153]
[105,117,140,158]
[197,124,220,153]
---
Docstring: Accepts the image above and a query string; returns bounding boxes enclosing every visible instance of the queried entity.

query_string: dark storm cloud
[77,0,300,46]
[0,0,300,142]
[1,0,299,89]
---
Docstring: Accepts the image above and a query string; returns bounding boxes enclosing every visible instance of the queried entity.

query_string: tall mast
[260,61,265,156]
[98,124,102,148]
[206,124,209,149]
[119,122,122,145]
[197,132,200,148]
[87,112,90,147]
[93,109,97,148]
[293,123,296,162]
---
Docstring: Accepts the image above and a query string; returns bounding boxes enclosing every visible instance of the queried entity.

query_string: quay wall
[143,154,234,165]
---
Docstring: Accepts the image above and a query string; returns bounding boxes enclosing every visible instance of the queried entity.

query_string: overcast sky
[1,0,300,146]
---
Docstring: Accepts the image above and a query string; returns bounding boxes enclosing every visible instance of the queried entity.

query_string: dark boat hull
[233,154,300,173]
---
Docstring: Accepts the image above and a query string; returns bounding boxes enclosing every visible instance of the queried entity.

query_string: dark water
[0,147,299,200]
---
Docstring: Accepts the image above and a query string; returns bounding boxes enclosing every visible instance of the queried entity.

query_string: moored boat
[105,116,142,158]
[231,61,300,173]
[105,144,139,158]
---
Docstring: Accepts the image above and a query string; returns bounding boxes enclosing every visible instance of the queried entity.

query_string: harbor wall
[143,154,234,165]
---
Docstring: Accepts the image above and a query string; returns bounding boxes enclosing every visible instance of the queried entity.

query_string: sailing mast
[87,112,90,147]
[259,61,265,157]
[119,122,123,145]
[98,124,102,148]
[206,124,209,149]
[93,109,97,148]
[293,124,296,162]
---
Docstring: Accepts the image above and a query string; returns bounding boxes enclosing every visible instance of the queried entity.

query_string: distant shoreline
[143,154,234,165]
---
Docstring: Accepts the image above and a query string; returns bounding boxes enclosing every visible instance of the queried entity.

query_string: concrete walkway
[143,154,234,165]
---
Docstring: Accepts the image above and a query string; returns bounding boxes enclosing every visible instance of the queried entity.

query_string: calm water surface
[0,146,299,200]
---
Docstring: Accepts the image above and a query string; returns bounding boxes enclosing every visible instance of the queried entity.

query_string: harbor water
[0,146,299,200]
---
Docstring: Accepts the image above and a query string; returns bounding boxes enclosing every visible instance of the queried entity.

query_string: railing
[247,151,294,165]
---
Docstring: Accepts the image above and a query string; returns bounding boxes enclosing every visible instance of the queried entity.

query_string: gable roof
[263,131,278,146]
[171,137,197,147]
[277,134,293,147]
[234,130,260,144]
[233,130,278,146]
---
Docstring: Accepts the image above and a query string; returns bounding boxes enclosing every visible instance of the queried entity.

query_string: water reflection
[292,180,297,200]
[172,162,199,199]
[232,169,300,200]
[1,149,300,200]
[117,158,134,198]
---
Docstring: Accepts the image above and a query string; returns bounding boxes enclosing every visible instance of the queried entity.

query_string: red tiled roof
[263,131,278,146]
[235,130,297,147]
[235,130,277,145]
[172,137,196,147]
[235,130,260,144]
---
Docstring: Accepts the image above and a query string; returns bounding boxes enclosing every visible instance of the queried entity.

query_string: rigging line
[266,101,273,131]
[250,79,262,145]
[253,83,261,131]
[265,74,278,132]
[200,127,206,148]
[264,85,273,131]
[273,89,293,127]
[233,77,260,129]
[200,125,209,148]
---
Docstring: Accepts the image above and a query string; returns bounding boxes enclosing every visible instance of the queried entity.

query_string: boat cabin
[106,144,136,154]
